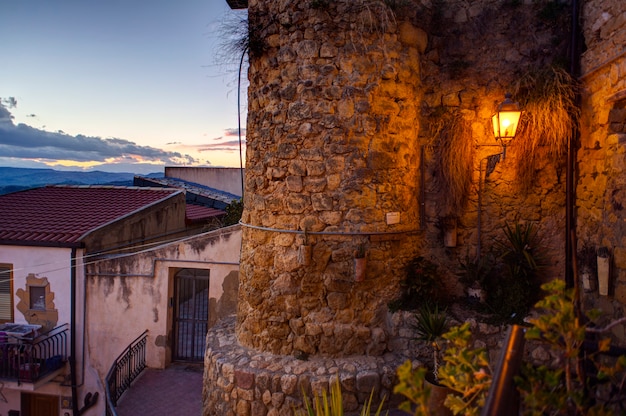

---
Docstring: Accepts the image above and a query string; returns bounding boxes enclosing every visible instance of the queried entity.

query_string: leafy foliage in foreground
[295,377,387,416]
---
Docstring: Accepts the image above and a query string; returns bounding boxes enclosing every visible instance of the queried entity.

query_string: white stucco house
[0,185,241,416]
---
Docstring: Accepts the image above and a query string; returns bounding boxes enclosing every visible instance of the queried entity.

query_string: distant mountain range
[0,167,162,195]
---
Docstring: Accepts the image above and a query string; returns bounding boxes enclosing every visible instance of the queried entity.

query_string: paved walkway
[115,362,204,416]
[114,362,412,416]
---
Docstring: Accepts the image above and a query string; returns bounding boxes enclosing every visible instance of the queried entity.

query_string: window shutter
[0,266,13,322]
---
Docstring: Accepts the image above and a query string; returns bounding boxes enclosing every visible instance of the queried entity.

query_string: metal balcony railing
[105,330,148,416]
[0,324,69,383]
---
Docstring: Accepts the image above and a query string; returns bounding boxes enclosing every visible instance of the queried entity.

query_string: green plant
[296,377,387,416]
[499,222,544,280]
[438,323,492,416]
[395,323,491,416]
[223,199,243,226]
[391,256,447,311]
[485,222,545,322]
[414,303,448,381]
[394,362,431,416]
[516,279,626,415]
[457,252,495,289]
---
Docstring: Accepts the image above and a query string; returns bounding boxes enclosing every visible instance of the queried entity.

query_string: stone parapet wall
[204,313,510,416]
[203,311,563,415]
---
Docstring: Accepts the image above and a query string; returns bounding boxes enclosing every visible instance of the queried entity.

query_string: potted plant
[457,252,494,303]
[354,243,367,282]
[489,221,545,322]
[576,244,597,292]
[396,320,491,416]
[413,303,452,415]
[389,256,448,312]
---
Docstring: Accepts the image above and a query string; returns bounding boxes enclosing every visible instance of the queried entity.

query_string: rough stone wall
[416,0,570,285]
[239,0,570,357]
[578,0,626,331]
[239,0,424,356]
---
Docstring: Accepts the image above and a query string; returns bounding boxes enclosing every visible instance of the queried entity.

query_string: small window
[29,286,46,311]
[0,265,13,322]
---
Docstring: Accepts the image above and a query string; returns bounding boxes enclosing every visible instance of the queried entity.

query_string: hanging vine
[512,65,580,193]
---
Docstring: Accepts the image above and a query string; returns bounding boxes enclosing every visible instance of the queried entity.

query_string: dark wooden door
[21,393,59,416]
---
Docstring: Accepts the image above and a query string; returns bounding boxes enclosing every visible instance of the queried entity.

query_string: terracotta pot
[298,245,312,265]
[425,374,453,416]
[354,257,367,282]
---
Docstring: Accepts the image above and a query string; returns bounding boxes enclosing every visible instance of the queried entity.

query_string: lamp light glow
[492,93,522,148]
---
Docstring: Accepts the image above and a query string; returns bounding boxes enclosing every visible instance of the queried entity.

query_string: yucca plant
[486,221,545,322]
[498,222,544,281]
[296,377,387,416]
[413,303,448,382]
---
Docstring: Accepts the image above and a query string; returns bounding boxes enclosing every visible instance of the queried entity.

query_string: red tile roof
[0,185,181,246]
[185,204,225,223]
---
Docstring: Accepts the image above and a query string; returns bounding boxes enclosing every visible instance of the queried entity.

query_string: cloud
[197,140,245,151]
[224,127,246,136]
[0,102,203,168]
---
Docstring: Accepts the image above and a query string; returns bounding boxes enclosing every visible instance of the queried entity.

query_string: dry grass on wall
[512,66,580,193]
[429,108,475,216]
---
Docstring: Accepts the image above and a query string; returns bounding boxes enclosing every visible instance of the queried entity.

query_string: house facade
[0,185,240,416]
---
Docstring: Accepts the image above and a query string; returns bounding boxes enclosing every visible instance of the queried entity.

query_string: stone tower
[238,0,426,356]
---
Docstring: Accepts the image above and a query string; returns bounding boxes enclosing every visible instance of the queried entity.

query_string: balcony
[0,324,68,384]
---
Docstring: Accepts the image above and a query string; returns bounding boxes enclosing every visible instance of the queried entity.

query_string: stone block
[280,374,298,395]
[286,176,303,192]
[305,177,327,193]
[236,399,251,416]
[356,370,380,393]
[251,400,268,416]
[311,193,333,211]
[398,21,428,53]
[614,284,626,304]
[615,247,626,270]
[327,292,347,310]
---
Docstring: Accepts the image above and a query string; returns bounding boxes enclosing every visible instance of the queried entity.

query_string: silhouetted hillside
[0,167,162,195]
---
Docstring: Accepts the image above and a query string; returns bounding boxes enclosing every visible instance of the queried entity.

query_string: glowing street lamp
[492,93,522,157]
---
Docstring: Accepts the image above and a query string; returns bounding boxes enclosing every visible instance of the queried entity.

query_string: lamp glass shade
[492,94,522,141]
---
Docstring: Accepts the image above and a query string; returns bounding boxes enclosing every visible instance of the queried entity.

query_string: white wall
[165,166,244,197]
[0,245,99,416]
[0,245,73,326]
[85,225,241,382]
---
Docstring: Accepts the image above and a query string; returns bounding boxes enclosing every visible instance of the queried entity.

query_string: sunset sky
[0,0,248,174]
